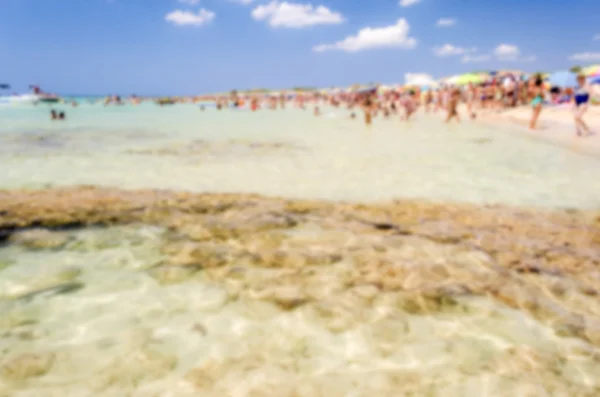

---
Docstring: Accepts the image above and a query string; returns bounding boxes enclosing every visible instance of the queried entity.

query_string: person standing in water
[466,83,476,118]
[362,94,374,126]
[445,88,461,123]
[401,90,416,121]
[424,89,433,113]
[573,74,594,137]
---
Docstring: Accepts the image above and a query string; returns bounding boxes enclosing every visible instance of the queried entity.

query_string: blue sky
[1,0,599,95]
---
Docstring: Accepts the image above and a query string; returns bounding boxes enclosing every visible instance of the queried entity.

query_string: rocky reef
[1,186,600,396]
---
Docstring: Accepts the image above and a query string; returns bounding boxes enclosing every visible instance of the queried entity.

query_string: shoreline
[470,104,600,158]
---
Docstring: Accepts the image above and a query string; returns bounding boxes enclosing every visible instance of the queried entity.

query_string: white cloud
[494,44,519,60]
[404,73,435,86]
[251,1,343,28]
[399,0,421,7]
[491,44,537,62]
[449,43,534,63]
[569,52,600,61]
[178,0,201,5]
[230,0,254,4]
[433,44,474,57]
[461,54,491,63]
[165,9,215,26]
[313,18,417,53]
[436,18,455,27]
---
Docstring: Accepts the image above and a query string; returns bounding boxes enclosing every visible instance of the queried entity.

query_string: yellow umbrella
[455,73,485,85]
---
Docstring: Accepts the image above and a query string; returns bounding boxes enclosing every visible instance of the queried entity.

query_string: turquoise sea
[1,99,599,208]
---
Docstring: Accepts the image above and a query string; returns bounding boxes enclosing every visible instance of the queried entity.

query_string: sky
[1,0,600,95]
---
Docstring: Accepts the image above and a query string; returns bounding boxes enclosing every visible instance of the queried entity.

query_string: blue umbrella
[548,71,578,88]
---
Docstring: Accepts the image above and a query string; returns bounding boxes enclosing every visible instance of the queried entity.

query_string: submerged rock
[9,229,72,250]
[14,281,84,302]
[148,265,198,285]
[0,352,55,382]
[266,285,309,310]
[91,347,177,391]
[162,241,244,269]
[1,267,83,300]
[0,259,15,271]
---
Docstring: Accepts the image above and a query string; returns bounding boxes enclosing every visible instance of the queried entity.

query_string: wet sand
[1,187,600,396]
[476,105,600,157]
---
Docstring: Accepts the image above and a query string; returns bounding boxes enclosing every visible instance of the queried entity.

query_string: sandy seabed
[0,186,600,396]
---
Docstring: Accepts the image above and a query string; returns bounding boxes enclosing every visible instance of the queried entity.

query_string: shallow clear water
[2,226,599,396]
[1,102,600,208]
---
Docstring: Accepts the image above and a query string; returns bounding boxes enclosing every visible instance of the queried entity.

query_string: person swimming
[50,109,57,120]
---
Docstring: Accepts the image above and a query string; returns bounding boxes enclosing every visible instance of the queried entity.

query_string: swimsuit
[530,95,543,107]
[574,87,590,107]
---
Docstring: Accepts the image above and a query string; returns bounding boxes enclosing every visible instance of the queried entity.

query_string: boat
[0,94,61,105]
[37,97,60,104]
[0,84,61,105]
[0,94,40,104]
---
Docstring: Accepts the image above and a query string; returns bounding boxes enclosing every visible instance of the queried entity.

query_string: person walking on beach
[573,74,594,137]
[528,76,545,130]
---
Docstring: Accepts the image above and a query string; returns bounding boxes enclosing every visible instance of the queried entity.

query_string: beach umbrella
[548,71,578,87]
[442,75,461,85]
[455,73,485,85]
[377,84,392,93]
[582,65,600,77]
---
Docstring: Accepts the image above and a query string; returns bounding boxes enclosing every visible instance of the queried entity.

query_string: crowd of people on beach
[51,71,599,137]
